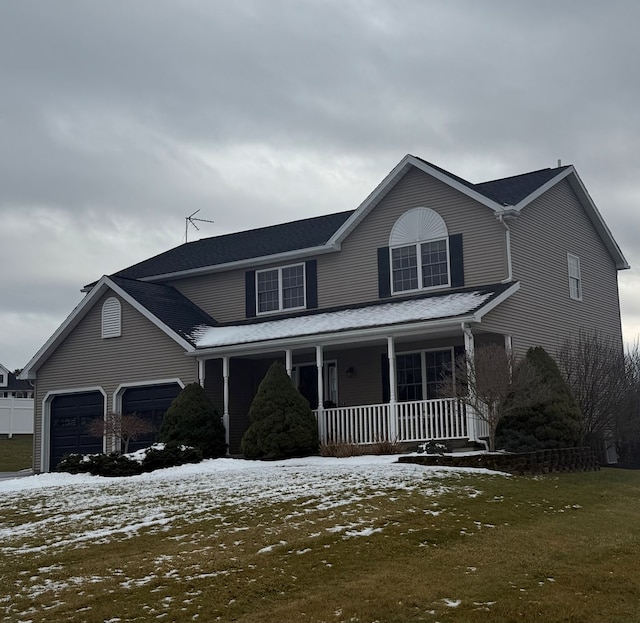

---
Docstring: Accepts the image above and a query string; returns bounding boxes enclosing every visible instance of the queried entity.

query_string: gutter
[83,243,341,292]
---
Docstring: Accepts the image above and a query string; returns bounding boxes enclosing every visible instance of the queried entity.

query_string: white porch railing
[0,397,34,437]
[316,398,489,446]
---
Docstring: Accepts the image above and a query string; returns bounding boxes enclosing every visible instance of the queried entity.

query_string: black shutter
[377,247,391,298]
[381,353,390,403]
[305,260,318,309]
[449,233,464,288]
[245,270,256,318]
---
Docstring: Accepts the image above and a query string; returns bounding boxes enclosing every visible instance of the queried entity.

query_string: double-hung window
[396,348,454,401]
[391,238,449,293]
[257,264,305,314]
[568,254,582,301]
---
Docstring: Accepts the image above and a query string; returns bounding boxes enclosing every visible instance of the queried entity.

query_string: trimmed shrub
[241,362,319,459]
[56,453,95,474]
[159,383,226,458]
[141,444,202,471]
[57,452,143,477]
[497,346,582,452]
[56,444,203,476]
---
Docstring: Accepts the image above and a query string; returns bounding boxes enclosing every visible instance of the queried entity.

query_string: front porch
[192,286,519,454]
[317,397,490,447]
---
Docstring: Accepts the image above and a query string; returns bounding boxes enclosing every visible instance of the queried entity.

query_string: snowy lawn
[1,456,640,622]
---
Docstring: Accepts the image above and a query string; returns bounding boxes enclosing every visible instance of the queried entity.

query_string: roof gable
[20,276,217,379]
[86,154,626,284]
[331,156,628,270]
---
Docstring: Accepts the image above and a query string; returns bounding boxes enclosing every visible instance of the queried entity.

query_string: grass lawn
[1,458,640,622]
[0,434,32,471]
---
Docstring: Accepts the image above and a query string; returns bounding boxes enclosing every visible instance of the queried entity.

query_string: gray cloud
[1,0,639,369]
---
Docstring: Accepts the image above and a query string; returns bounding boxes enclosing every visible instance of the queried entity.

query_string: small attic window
[102,297,122,338]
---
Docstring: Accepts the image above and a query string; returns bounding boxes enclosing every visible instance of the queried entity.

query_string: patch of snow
[344,527,383,538]
[443,598,461,607]
[192,291,494,347]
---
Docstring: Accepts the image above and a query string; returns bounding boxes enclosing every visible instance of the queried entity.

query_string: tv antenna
[184,209,215,243]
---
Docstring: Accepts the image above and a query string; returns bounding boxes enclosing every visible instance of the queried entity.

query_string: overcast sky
[2,1,639,371]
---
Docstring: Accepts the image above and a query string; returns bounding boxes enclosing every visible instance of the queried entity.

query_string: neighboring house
[20,155,629,472]
[0,364,34,436]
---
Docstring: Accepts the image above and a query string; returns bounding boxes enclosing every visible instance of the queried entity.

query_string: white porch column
[285,349,293,378]
[222,356,230,453]
[315,346,325,409]
[198,359,206,388]
[316,345,325,442]
[387,336,398,440]
[462,323,477,441]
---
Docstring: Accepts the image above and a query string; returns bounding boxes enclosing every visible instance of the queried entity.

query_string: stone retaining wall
[398,447,599,475]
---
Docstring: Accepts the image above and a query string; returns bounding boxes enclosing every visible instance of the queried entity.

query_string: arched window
[102,297,122,339]
[389,208,450,293]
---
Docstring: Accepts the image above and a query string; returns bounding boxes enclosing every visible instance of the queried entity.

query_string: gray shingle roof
[5,370,32,391]
[108,160,567,282]
[114,210,354,281]
[111,276,218,346]
[413,155,568,206]
[474,167,570,206]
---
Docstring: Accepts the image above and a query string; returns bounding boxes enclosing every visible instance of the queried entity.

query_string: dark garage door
[50,392,104,469]
[122,383,181,452]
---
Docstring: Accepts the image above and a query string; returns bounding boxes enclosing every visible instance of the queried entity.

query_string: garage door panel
[122,383,181,453]
[50,392,104,469]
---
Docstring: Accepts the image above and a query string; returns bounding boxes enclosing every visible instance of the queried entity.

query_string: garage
[121,382,182,452]
[50,391,105,469]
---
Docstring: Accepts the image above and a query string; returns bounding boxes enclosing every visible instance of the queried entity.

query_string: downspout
[496,211,516,283]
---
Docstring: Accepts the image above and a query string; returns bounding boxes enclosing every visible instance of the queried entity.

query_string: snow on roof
[193,290,493,348]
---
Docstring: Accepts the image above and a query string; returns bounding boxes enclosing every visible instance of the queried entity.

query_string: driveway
[0,469,33,481]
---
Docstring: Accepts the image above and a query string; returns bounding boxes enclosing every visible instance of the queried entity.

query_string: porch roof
[191,282,518,350]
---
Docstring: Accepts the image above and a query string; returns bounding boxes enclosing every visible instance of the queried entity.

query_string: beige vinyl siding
[169,269,245,324]
[168,167,507,322]
[481,179,623,356]
[33,292,197,471]
[318,167,506,308]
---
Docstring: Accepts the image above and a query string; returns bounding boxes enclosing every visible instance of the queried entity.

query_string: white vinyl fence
[0,397,34,436]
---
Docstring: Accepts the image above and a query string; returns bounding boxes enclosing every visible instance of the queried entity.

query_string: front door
[294,362,337,408]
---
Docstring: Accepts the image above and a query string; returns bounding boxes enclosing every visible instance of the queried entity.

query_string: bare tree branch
[86,411,154,454]
[557,330,627,444]
[446,343,548,452]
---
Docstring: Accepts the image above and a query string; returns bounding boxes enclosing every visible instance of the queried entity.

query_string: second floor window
[568,254,582,301]
[391,238,449,293]
[257,264,305,313]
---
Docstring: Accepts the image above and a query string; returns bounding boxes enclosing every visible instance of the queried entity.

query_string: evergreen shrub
[497,346,582,452]
[56,444,203,476]
[159,383,226,458]
[57,452,143,477]
[241,362,319,459]
[141,444,202,471]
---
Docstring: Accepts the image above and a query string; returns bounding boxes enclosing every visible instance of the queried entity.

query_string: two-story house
[20,155,629,472]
